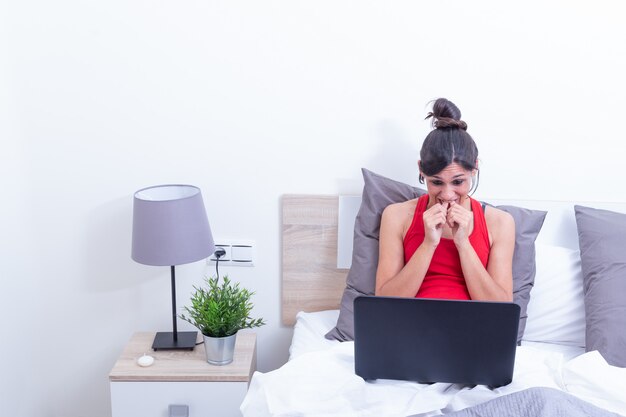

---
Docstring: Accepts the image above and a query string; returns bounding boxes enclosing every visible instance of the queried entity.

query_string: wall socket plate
[207,240,254,267]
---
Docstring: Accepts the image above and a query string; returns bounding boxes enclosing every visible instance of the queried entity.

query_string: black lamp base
[152,331,198,351]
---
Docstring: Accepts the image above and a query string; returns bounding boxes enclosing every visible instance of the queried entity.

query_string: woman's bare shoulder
[484,205,515,234]
[381,199,419,226]
[383,199,419,214]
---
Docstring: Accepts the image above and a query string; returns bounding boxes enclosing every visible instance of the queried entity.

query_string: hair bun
[425,98,467,130]
[433,117,467,130]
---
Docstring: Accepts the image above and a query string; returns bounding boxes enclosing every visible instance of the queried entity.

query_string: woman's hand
[422,203,447,246]
[447,201,473,246]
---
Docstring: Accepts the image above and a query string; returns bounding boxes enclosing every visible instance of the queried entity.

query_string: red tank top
[403,195,490,300]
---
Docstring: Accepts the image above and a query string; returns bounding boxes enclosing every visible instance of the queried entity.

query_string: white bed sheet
[521,340,584,362]
[243,310,626,417]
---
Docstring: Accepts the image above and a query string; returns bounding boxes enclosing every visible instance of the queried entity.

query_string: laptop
[353,296,520,387]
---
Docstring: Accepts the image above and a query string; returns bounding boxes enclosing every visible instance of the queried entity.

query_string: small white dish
[137,354,154,367]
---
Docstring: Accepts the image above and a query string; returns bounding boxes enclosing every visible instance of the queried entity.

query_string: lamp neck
[170,265,178,341]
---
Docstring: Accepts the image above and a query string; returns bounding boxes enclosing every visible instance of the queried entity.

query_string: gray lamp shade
[132,184,215,266]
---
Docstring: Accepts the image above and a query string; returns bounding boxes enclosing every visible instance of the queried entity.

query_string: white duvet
[241,340,626,417]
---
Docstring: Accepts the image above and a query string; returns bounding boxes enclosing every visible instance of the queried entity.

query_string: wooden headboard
[281,195,348,325]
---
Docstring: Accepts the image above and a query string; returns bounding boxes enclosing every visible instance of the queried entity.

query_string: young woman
[375,98,515,302]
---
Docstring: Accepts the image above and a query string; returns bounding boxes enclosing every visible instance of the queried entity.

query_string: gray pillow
[575,205,626,367]
[493,204,547,343]
[325,168,424,341]
[325,168,546,343]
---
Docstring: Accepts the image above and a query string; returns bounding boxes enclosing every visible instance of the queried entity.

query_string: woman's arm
[455,207,515,301]
[375,202,439,297]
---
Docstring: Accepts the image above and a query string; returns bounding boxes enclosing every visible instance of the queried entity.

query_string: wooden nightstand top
[109,332,256,382]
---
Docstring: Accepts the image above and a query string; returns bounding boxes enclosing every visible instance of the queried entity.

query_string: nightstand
[109,331,256,417]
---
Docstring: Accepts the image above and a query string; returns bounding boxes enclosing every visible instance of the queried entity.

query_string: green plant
[180,275,265,338]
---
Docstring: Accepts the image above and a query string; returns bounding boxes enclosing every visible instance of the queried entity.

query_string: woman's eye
[431,180,443,186]
[452,180,465,186]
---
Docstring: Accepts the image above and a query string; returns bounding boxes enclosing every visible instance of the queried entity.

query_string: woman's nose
[440,186,455,200]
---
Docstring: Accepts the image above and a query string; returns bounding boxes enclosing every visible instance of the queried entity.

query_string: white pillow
[523,243,586,347]
[289,310,340,360]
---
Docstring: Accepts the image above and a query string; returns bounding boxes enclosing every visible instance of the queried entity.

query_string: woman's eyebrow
[432,174,466,180]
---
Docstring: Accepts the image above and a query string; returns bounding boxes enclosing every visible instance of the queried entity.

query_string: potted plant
[180,275,265,365]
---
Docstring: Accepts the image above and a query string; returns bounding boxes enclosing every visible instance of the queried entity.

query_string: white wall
[2,1,626,416]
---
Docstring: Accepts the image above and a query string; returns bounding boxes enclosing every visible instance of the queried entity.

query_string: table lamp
[131,184,215,350]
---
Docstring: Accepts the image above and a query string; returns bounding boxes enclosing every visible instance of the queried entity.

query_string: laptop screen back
[354,296,520,387]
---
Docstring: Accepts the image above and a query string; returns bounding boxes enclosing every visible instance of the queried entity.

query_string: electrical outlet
[207,240,254,267]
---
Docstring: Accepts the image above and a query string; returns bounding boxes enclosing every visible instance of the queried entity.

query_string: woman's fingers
[423,204,447,245]
[447,202,472,227]
[424,204,447,228]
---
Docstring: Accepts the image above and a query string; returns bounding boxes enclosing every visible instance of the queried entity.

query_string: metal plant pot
[203,333,237,365]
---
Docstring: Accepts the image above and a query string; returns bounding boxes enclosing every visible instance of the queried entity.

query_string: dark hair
[419,98,479,191]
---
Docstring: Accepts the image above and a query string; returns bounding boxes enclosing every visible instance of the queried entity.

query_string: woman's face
[421,162,475,207]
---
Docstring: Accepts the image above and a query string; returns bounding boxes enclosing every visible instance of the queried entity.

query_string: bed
[241,169,626,417]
